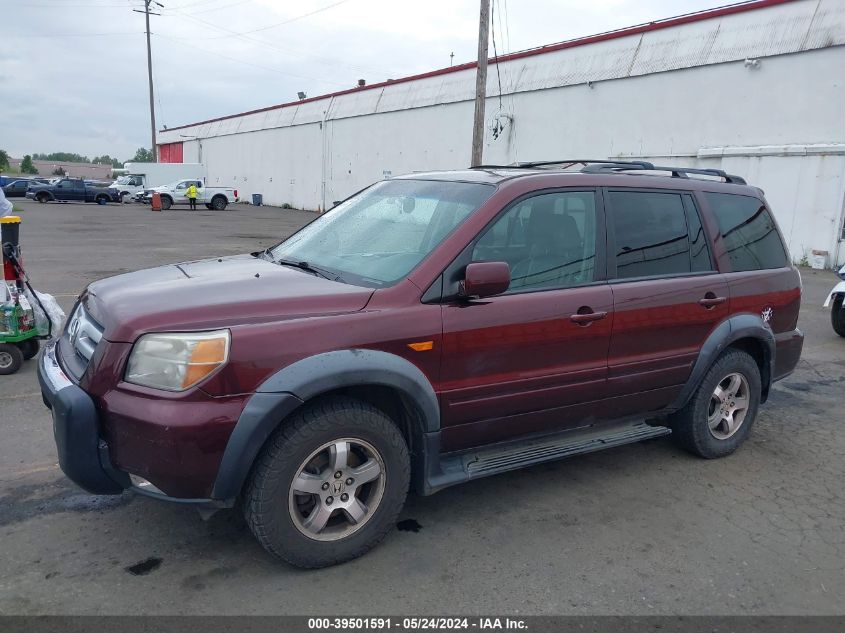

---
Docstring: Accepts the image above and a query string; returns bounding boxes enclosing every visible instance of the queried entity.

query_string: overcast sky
[2,0,727,161]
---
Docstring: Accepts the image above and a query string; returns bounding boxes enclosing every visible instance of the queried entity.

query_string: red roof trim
[160,0,795,134]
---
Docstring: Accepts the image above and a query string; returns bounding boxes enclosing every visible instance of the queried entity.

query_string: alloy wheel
[288,438,386,542]
[708,372,750,440]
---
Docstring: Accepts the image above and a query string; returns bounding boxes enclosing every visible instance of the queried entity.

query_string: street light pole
[470,0,490,167]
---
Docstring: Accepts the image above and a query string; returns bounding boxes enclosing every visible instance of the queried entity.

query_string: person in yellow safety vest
[186,182,199,210]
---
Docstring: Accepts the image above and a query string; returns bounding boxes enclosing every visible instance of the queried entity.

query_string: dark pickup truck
[26,178,121,205]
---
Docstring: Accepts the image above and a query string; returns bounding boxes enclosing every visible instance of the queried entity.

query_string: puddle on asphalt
[397,519,422,533]
[125,557,163,576]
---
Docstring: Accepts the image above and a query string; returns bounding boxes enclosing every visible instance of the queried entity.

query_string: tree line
[0,148,156,176]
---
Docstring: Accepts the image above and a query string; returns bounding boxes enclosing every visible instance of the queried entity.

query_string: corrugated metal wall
[160,0,845,265]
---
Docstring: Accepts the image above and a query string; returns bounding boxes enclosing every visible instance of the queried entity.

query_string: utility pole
[470,0,490,167]
[134,1,163,162]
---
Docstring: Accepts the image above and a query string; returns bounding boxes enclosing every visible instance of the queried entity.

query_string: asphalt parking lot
[1,198,844,615]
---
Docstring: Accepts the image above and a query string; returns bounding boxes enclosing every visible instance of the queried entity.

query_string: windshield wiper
[275,258,339,281]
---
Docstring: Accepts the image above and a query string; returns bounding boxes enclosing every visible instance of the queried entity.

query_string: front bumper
[37,339,228,509]
[37,339,129,494]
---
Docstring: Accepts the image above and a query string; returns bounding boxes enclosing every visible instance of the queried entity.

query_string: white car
[149,179,239,211]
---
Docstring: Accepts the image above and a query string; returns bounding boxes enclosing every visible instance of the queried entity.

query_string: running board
[423,421,670,494]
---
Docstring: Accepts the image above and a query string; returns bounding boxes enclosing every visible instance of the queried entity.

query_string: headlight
[125,330,230,391]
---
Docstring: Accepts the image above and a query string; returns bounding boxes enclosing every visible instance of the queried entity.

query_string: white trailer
[113,162,205,201]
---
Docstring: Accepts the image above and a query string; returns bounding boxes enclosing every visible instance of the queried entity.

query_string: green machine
[1,215,51,375]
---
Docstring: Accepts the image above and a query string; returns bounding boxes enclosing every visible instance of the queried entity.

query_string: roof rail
[469,159,747,184]
[581,162,747,184]
[470,159,655,170]
[515,159,656,169]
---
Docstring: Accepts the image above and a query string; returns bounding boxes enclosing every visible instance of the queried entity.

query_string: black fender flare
[210,349,440,502]
[670,314,775,411]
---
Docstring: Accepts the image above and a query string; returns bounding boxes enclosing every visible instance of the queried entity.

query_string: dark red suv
[38,160,803,568]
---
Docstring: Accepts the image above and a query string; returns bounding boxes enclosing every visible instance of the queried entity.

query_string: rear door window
[607,190,711,279]
[703,192,788,271]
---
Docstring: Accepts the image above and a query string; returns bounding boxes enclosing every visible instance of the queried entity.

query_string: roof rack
[469,159,747,184]
[580,162,747,184]
[471,159,654,170]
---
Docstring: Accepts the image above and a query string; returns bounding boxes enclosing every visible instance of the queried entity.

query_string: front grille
[66,303,104,365]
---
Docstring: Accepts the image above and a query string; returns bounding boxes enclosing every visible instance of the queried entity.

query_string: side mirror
[460,261,510,299]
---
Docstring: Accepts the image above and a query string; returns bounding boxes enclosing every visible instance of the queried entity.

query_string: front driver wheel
[832,295,845,337]
[669,349,761,459]
[244,396,410,568]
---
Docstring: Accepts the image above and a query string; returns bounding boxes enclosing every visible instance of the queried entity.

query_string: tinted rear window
[704,193,788,271]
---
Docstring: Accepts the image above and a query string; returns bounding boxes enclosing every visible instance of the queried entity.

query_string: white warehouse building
[157,0,845,267]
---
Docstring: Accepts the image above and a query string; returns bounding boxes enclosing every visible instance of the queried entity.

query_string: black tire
[37,193,49,203]
[211,196,227,210]
[18,338,39,361]
[243,396,410,568]
[669,348,761,459]
[832,295,845,337]
[160,196,172,210]
[0,343,24,375]
[96,195,108,205]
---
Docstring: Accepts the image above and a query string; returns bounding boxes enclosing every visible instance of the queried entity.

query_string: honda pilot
[38,160,803,568]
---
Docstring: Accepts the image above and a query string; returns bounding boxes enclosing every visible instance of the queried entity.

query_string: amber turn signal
[407,340,434,352]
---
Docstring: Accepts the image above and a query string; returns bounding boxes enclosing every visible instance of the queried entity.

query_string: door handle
[698,296,727,309]
[570,310,608,325]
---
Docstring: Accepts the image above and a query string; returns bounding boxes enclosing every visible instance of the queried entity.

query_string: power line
[490,0,503,109]
[154,33,345,86]
[164,0,227,9]
[18,1,145,7]
[186,0,253,14]
[7,31,142,38]
[164,0,392,76]
[20,3,139,7]
[186,0,352,36]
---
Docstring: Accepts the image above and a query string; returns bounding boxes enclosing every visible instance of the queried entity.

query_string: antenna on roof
[297,92,307,100]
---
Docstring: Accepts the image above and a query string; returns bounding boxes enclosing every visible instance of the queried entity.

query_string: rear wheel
[669,349,761,459]
[211,196,227,210]
[832,295,845,337]
[0,344,24,375]
[244,396,410,568]
[18,338,39,361]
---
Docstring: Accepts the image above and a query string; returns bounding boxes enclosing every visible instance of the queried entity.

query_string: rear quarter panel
[723,267,802,380]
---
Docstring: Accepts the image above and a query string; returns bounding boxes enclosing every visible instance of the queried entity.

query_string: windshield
[270,179,494,287]
[115,175,135,185]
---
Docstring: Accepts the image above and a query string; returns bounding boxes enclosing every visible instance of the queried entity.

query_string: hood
[83,255,374,342]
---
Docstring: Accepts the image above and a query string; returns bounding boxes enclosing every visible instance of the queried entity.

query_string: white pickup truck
[147,179,239,210]
[114,162,205,202]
